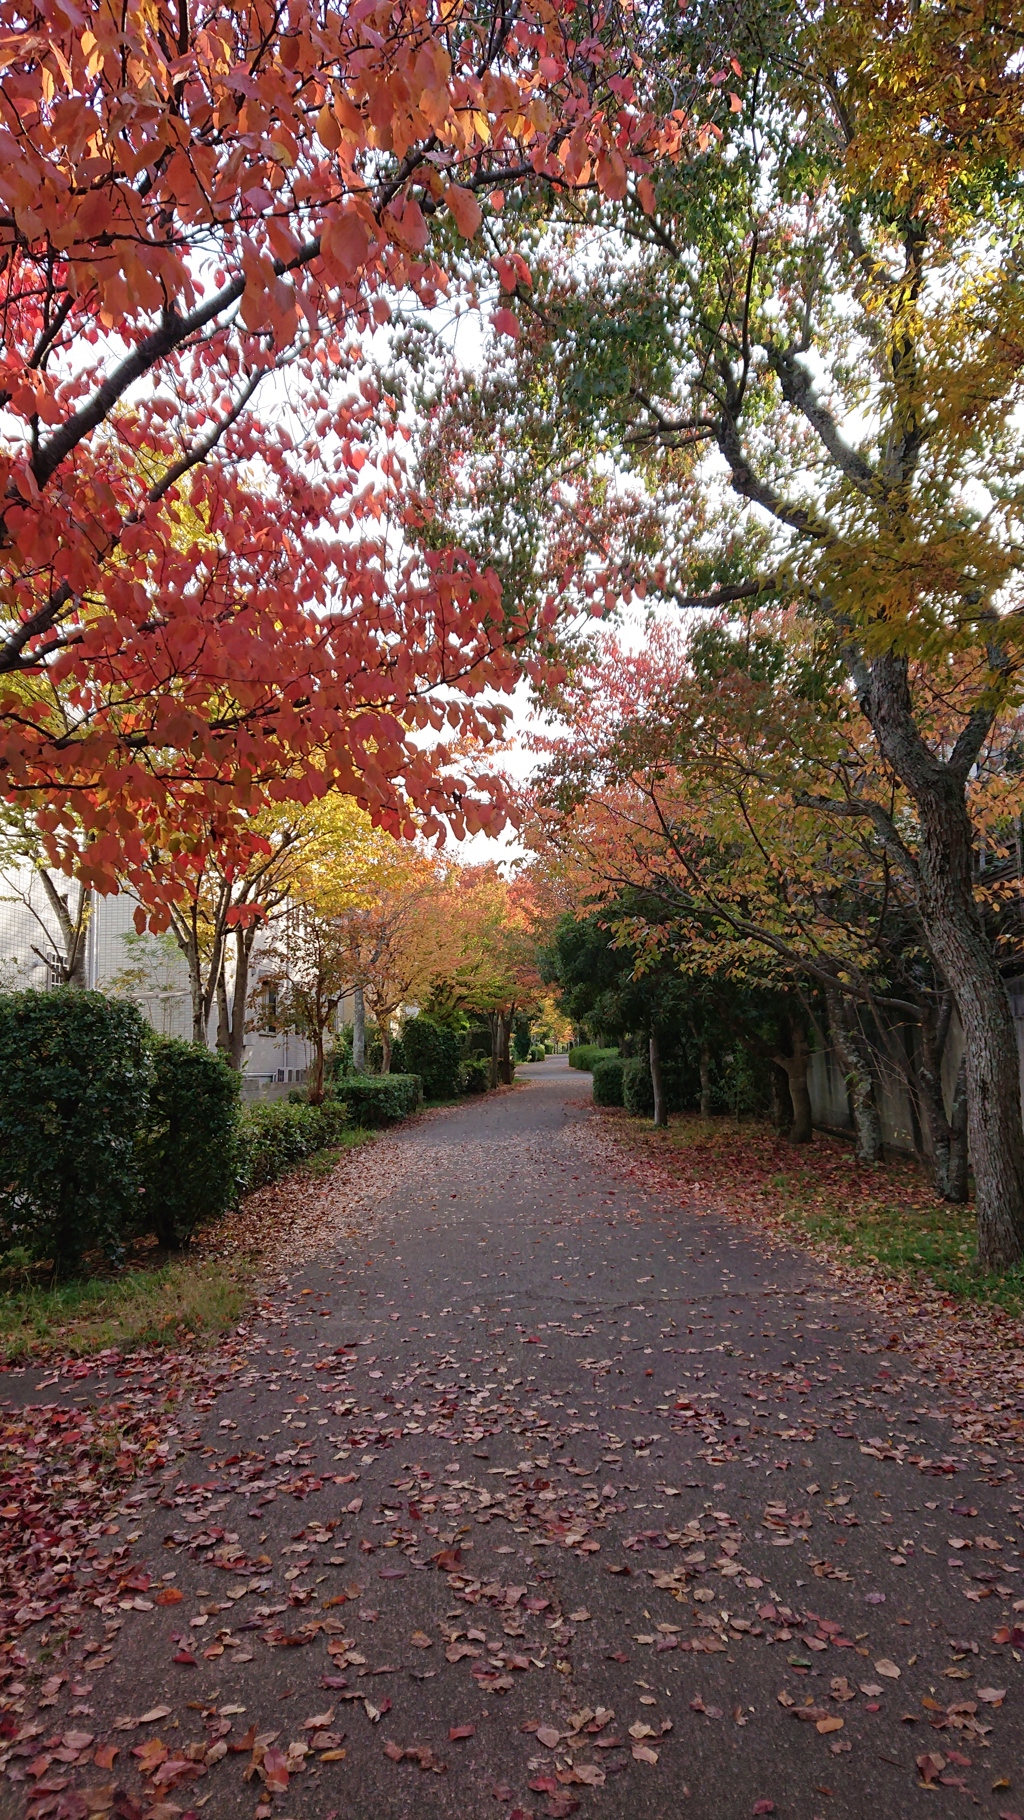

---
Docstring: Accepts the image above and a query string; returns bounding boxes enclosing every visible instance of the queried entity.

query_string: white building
[0,866,350,1097]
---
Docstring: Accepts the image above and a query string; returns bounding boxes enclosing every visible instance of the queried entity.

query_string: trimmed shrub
[568,1044,619,1071]
[239,1096,350,1193]
[623,1055,653,1118]
[461,1056,491,1094]
[528,1045,546,1062]
[592,1055,625,1106]
[341,1073,421,1126]
[0,991,150,1273]
[402,1017,462,1100]
[139,1039,241,1248]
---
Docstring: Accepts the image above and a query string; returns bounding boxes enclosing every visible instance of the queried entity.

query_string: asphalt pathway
[4,1058,1023,1820]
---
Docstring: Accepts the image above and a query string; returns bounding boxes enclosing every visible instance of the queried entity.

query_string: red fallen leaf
[379,1567,407,1579]
[263,1747,290,1793]
[228,1726,257,1754]
[917,1753,946,1786]
[449,1726,476,1741]
[529,1778,557,1794]
[545,1799,580,1818]
[93,1744,119,1770]
[156,1588,184,1606]
[753,1805,776,1816]
[172,1651,196,1665]
[605,1651,629,1663]
[431,1549,462,1571]
[384,1741,405,1762]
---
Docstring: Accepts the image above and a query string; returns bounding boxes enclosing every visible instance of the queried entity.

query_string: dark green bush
[568,1044,619,1071]
[461,1056,491,1094]
[0,991,150,1274]
[139,1039,241,1248]
[592,1055,625,1106]
[402,1017,462,1100]
[529,1045,546,1062]
[239,1095,351,1192]
[623,1055,653,1117]
[365,1025,406,1075]
[341,1074,421,1126]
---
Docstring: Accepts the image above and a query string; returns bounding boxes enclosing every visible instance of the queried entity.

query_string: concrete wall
[808,982,1020,1156]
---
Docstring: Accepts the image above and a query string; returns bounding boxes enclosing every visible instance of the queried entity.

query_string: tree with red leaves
[0,0,690,912]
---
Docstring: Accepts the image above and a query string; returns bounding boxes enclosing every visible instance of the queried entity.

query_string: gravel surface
[2,1057,1023,1820]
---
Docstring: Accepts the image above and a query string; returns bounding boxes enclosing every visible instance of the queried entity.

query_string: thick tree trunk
[352,985,365,1072]
[775,1019,812,1143]
[825,985,883,1164]
[862,652,1024,1268]
[699,1043,713,1117]
[649,1029,667,1127]
[770,1062,794,1138]
[948,1051,970,1205]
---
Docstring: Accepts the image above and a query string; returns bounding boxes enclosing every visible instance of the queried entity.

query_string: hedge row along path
[2,1057,1023,1820]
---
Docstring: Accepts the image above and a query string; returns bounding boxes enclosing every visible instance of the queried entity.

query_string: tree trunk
[380,1023,392,1074]
[227,926,252,1072]
[488,1012,501,1090]
[770,1062,794,1137]
[499,1013,513,1085]
[649,1029,667,1128]
[862,652,1024,1267]
[948,1050,970,1205]
[352,985,365,1072]
[699,1042,712,1117]
[825,984,883,1164]
[775,1019,812,1143]
[908,1001,965,1201]
[308,1032,325,1105]
[216,966,231,1055]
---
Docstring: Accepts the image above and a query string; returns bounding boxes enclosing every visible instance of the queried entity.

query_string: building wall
[0,865,356,1088]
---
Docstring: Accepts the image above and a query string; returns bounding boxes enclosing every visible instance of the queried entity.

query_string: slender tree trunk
[770,1062,794,1138]
[907,1001,965,1201]
[825,984,883,1164]
[352,985,366,1072]
[775,1019,812,1143]
[226,926,252,1072]
[488,1012,501,1090]
[309,1032,325,1105]
[862,653,1024,1267]
[380,1023,392,1074]
[215,967,231,1055]
[499,1014,513,1085]
[649,1029,667,1128]
[699,1042,713,1117]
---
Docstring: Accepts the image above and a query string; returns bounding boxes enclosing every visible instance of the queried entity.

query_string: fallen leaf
[874,1659,901,1679]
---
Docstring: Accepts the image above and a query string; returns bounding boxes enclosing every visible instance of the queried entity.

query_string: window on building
[261,978,278,1034]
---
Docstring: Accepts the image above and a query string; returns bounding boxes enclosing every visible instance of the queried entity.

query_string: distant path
[3,1057,1022,1820]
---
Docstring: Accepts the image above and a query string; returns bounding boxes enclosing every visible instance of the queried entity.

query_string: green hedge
[592,1055,626,1106]
[462,1056,491,1094]
[340,1073,421,1126]
[140,1038,241,1247]
[568,1044,619,1071]
[239,1096,351,1192]
[402,1017,462,1100]
[0,991,151,1274]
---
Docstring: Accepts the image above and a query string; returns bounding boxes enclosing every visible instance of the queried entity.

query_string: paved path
[4,1059,1023,1820]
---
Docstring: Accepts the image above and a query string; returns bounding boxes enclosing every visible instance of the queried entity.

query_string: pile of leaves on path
[587,1110,1024,1462]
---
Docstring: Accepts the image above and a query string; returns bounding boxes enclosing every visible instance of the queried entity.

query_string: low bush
[0,991,151,1275]
[239,1095,351,1192]
[568,1044,619,1071]
[592,1056,626,1106]
[341,1074,421,1126]
[402,1017,462,1100]
[139,1039,241,1248]
[529,1045,546,1062]
[461,1057,491,1094]
[623,1055,653,1117]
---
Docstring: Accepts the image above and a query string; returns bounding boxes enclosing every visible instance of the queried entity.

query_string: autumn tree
[421,1,1024,1266]
[0,0,712,915]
